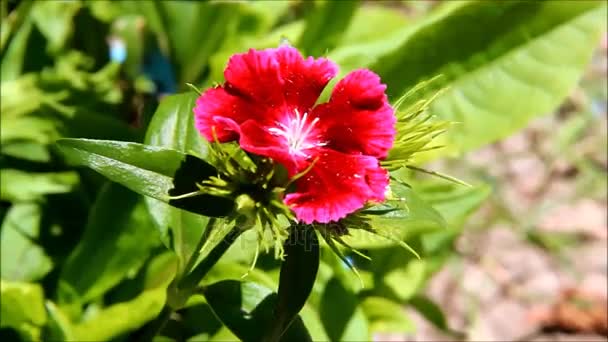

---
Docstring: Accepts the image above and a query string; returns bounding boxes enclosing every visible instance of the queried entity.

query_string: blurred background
[1,0,606,341]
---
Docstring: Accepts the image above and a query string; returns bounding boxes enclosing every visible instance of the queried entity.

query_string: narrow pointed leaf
[56,138,234,218]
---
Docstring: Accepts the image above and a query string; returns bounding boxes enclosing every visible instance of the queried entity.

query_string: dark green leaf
[269,225,320,341]
[298,0,360,56]
[58,183,159,303]
[203,280,313,342]
[319,277,369,341]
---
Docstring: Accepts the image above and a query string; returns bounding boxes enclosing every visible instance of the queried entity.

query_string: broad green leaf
[59,183,159,303]
[0,169,79,202]
[203,280,313,342]
[328,5,409,75]
[143,92,213,270]
[339,5,408,45]
[343,181,446,249]
[270,225,320,341]
[71,288,166,341]
[0,280,46,341]
[298,0,360,56]
[56,138,234,218]
[371,0,607,152]
[0,203,52,282]
[203,261,276,290]
[361,296,415,334]
[319,277,369,342]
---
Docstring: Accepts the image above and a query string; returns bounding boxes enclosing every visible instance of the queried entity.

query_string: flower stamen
[268,109,323,157]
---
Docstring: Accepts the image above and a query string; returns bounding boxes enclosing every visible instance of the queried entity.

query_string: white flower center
[268,109,323,157]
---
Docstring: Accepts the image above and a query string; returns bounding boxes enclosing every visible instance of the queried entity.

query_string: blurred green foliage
[1,0,605,341]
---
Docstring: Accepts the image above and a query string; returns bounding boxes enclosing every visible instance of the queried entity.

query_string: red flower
[194,46,395,224]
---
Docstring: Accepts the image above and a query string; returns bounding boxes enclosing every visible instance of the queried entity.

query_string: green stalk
[136,223,244,340]
[178,226,243,291]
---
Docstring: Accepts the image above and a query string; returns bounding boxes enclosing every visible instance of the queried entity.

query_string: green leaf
[55,138,234,218]
[44,301,75,341]
[143,92,212,261]
[203,280,313,342]
[59,183,159,304]
[319,277,369,341]
[371,0,607,152]
[298,0,360,56]
[203,261,277,290]
[415,182,491,254]
[268,225,320,341]
[0,169,79,202]
[0,280,46,341]
[1,14,33,81]
[339,5,408,46]
[343,181,446,249]
[327,6,409,75]
[0,203,53,282]
[160,1,247,85]
[30,0,81,54]
[361,296,415,334]
[382,259,428,301]
[409,295,462,337]
[71,288,167,341]
[1,141,50,162]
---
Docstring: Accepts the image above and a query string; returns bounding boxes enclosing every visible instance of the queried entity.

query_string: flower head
[194,46,395,224]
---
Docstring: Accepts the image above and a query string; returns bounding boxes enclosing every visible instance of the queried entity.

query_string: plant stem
[178,226,244,292]
[135,223,243,341]
[181,218,217,277]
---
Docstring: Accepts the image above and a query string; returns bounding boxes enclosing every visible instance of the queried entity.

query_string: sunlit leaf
[0,280,46,341]
[0,203,53,282]
[56,138,234,218]
[371,0,607,152]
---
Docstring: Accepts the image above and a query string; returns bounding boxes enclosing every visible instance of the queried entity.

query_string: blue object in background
[108,37,127,64]
[142,47,177,95]
[107,35,177,95]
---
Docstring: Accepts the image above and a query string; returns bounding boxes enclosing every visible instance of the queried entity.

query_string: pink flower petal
[314,69,396,159]
[224,48,283,108]
[195,46,338,142]
[284,148,389,224]
[274,45,338,111]
[193,87,252,142]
